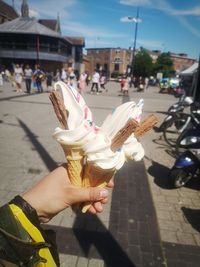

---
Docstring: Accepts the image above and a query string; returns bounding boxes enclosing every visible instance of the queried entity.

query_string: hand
[22,164,113,223]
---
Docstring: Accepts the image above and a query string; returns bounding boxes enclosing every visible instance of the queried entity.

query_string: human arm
[22,164,113,223]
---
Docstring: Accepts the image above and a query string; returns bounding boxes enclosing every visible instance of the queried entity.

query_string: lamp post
[126,8,140,77]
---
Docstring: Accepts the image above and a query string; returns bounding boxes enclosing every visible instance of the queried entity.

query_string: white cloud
[29,9,39,18]
[62,21,128,39]
[120,16,142,22]
[137,39,164,49]
[119,0,151,6]
[119,0,200,38]
[171,7,200,16]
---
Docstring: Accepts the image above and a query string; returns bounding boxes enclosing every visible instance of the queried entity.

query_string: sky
[5,0,200,60]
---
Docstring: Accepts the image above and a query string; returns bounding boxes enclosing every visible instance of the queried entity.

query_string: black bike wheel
[170,168,192,188]
[163,115,187,147]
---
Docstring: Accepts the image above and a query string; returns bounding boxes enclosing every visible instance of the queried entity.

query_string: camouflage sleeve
[0,196,59,267]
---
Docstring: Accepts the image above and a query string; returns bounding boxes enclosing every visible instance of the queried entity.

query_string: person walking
[122,76,129,96]
[14,64,23,92]
[67,67,77,88]
[90,70,100,94]
[46,71,53,92]
[54,69,61,82]
[24,65,33,94]
[78,71,87,94]
[0,71,3,87]
[144,77,149,90]
[33,64,44,93]
[61,67,67,83]
[100,72,107,91]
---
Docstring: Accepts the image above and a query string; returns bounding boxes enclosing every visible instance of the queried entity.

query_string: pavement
[0,81,200,267]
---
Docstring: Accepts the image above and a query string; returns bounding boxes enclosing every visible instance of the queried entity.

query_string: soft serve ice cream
[52,81,96,186]
[49,81,157,212]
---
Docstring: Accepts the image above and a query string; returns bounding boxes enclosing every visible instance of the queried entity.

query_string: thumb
[69,186,109,205]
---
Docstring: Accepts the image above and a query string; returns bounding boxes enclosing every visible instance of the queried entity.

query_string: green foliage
[132,50,175,78]
[133,48,153,77]
[153,52,175,77]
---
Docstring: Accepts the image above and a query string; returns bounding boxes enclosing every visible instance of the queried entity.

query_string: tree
[154,52,174,77]
[133,48,153,77]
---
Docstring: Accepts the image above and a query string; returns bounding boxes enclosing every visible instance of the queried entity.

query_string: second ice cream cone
[82,163,116,213]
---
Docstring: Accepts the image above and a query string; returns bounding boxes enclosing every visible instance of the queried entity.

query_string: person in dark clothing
[24,65,33,93]
[33,65,44,93]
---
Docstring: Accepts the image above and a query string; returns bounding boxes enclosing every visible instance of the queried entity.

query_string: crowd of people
[0,64,101,95]
[0,65,110,96]
[0,64,154,97]
[119,75,150,95]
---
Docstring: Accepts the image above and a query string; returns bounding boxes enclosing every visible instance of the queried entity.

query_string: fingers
[107,179,114,188]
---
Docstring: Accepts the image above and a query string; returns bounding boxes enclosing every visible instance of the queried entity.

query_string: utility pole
[131,7,139,77]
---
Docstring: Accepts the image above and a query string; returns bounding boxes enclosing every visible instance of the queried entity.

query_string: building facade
[0,0,85,73]
[86,47,132,77]
[170,53,197,73]
[0,0,18,24]
[145,48,197,73]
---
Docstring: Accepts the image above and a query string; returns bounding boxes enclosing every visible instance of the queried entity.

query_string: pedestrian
[14,64,23,92]
[5,69,11,82]
[33,64,44,93]
[0,71,3,87]
[90,69,100,94]
[24,64,33,93]
[122,76,129,96]
[138,77,145,92]
[67,67,77,88]
[100,72,107,91]
[0,163,113,266]
[54,69,61,82]
[144,77,149,90]
[61,67,67,83]
[120,76,126,92]
[86,73,91,86]
[46,71,53,92]
[78,71,87,94]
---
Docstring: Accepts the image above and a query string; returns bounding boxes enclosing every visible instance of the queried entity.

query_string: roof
[180,62,199,75]
[64,36,85,46]
[0,16,61,37]
[0,0,19,20]
[38,19,57,31]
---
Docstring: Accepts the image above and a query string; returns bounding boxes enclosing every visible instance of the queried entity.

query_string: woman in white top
[90,70,100,93]
[78,72,87,94]
[14,64,23,92]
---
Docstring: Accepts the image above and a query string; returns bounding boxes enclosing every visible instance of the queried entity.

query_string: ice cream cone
[82,163,116,213]
[61,142,84,187]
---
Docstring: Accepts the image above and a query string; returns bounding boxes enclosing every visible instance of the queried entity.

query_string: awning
[180,62,198,76]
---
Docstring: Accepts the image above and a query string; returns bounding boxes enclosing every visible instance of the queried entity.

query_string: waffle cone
[82,163,116,213]
[61,143,84,187]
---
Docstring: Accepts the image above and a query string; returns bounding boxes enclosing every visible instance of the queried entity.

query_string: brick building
[0,0,19,24]
[169,53,197,73]
[86,47,132,77]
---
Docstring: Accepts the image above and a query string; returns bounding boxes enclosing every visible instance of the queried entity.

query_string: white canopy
[180,62,199,76]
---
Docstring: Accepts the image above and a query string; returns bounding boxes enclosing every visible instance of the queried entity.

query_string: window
[114,64,119,71]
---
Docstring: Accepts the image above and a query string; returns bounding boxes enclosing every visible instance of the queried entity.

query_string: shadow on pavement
[147,160,173,189]
[185,177,200,190]
[18,118,164,266]
[18,118,57,171]
[182,207,200,233]
[45,218,136,267]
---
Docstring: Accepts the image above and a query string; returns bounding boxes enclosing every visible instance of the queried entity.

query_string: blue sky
[6,0,200,59]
